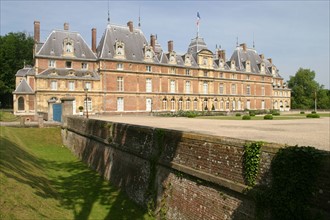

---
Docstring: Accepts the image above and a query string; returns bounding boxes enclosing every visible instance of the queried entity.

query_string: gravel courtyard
[92,115,330,152]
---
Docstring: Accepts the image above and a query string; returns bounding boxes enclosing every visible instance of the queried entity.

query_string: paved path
[92,115,330,151]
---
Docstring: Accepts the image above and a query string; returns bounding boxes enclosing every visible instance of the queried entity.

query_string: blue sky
[1,0,329,89]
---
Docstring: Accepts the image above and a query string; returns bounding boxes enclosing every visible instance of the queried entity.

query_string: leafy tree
[0,32,34,107]
[288,68,329,109]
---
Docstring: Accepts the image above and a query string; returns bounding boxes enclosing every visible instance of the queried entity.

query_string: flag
[197,12,201,26]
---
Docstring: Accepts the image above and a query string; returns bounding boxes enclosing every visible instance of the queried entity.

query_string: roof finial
[107,0,110,25]
[138,6,141,28]
[253,33,255,49]
[236,37,239,47]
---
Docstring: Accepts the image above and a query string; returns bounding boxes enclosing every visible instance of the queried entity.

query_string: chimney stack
[34,21,40,43]
[267,58,272,64]
[240,43,247,51]
[91,28,97,53]
[150,34,156,52]
[168,40,173,53]
[64,22,69,31]
[127,21,133,32]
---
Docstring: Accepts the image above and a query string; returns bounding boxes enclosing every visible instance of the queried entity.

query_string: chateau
[13,20,290,121]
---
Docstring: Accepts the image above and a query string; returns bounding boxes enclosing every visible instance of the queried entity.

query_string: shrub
[270,109,280,116]
[300,111,305,114]
[264,114,273,120]
[242,115,251,120]
[235,113,241,117]
[306,114,320,118]
[249,112,256,117]
[311,111,317,114]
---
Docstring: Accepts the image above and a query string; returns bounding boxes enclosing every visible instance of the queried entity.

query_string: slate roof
[13,78,34,94]
[36,30,97,60]
[37,68,100,80]
[16,67,35,77]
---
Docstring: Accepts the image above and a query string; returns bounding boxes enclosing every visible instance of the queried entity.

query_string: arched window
[18,97,25,111]
[171,98,175,111]
[178,98,183,111]
[186,98,191,110]
[162,98,167,110]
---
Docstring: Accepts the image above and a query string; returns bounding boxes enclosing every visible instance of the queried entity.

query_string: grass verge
[0,127,153,220]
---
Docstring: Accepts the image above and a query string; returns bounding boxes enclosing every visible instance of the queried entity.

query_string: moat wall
[61,117,330,219]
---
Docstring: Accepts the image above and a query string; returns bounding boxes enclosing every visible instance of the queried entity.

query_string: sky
[1,0,329,89]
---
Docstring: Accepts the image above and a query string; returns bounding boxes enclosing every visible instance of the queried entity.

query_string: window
[193,99,198,110]
[237,100,241,110]
[185,81,191,94]
[68,81,75,91]
[146,78,152,93]
[226,101,230,110]
[171,98,175,111]
[214,100,218,110]
[219,72,224,78]
[231,84,236,95]
[18,97,24,111]
[84,97,92,111]
[261,100,265,109]
[162,98,167,110]
[65,42,73,53]
[231,74,236,79]
[178,99,183,111]
[65,61,72,68]
[185,69,190,76]
[85,82,91,90]
[246,85,251,95]
[170,67,176,74]
[246,100,251,110]
[232,100,236,110]
[219,83,224,94]
[220,100,224,110]
[203,81,208,94]
[146,65,152,72]
[81,62,88,70]
[117,77,124,91]
[117,97,124,111]
[170,80,176,93]
[49,60,56,68]
[261,86,265,96]
[186,99,191,110]
[146,98,152,111]
[246,75,250,80]
[117,63,123,70]
[51,80,57,90]
[203,71,208,77]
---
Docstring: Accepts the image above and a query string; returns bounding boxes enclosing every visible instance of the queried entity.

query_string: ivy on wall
[243,142,263,187]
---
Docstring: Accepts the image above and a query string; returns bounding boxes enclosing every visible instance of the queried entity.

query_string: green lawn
[0,110,20,122]
[0,127,153,220]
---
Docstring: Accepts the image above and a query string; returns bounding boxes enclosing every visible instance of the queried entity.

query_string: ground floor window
[186,99,191,110]
[246,100,251,110]
[117,97,124,111]
[162,98,167,110]
[171,98,175,111]
[18,97,24,111]
[84,97,92,111]
[193,99,198,110]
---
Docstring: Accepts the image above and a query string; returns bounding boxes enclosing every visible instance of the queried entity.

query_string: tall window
[193,99,198,110]
[84,97,92,111]
[246,100,251,109]
[146,65,152,72]
[68,81,75,91]
[232,100,236,110]
[220,100,224,110]
[246,85,251,95]
[117,77,124,91]
[261,86,265,96]
[185,69,190,76]
[203,71,208,77]
[170,80,176,93]
[117,97,124,111]
[146,78,152,92]
[261,100,265,109]
[214,100,218,110]
[18,97,24,111]
[162,98,167,110]
[219,72,224,78]
[170,67,176,74]
[226,101,230,110]
[237,100,241,110]
[219,83,224,94]
[203,81,208,94]
[51,80,57,90]
[231,84,236,95]
[178,99,183,111]
[85,82,91,90]
[186,99,191,110]
[49,60,56,68]
[171,98,175,111]
[185,81,191,94]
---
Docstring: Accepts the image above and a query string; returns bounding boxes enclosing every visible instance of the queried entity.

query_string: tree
[0,32,34,107]
[288,68,330,109]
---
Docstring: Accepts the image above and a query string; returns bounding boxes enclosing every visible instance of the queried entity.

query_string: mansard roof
[37,68,100,80]
[187,37,208,54]
[16,67,35,77]
[13,78,34,94]
[36,30,97,60]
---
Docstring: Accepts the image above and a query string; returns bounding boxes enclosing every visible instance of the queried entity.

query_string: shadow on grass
[0,136,150,220]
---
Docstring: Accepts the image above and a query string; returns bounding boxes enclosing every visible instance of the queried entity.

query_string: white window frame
[51,80,57,90]
[146,78,152,93]
[146,65,152,72]
[117,77,124,91]
[81,62,88,70]
[49,60,56,68]
[203,81,208,94]
[185,81,191,94]
[231,84,236,95]
[68,81,75,91]
[170,80,176,93]
[117,63,123,70]
[85,82,91,91]
[117,97,124,112]
[219,83,224,95]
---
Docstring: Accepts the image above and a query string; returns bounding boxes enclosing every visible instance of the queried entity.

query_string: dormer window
[246,60,251,72]
[230,60,236,71]
[168,51,177,64]
[184,55,191,66]
[49,60,56,68]
[114,41,125,59]
[81,62,88,70]
[144,46,154,62]
[63,38,74,56]
[260,62,265,74]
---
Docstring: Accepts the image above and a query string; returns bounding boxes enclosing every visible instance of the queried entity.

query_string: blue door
[53,103,62,122]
